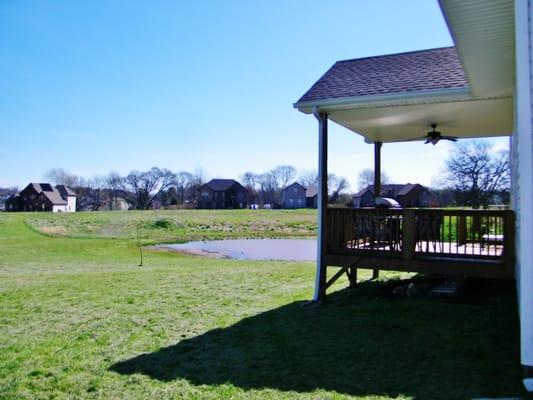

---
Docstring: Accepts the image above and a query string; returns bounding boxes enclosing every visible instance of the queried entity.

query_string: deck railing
[326,208,514,276]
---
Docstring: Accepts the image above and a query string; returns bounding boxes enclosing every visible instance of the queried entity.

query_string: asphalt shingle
[296,47,468,104]
[204,179,243,192]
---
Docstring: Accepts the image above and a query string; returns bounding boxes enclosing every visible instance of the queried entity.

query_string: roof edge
[437,1,458,48]
[294,86,471,113]
[335,45,456,64]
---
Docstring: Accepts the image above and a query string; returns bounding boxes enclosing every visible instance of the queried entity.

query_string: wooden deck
[325,208,515,279]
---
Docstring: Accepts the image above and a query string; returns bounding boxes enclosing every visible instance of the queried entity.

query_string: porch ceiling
[328,96,513,143]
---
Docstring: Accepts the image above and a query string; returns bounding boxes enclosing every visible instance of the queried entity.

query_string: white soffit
[439,0,515,98]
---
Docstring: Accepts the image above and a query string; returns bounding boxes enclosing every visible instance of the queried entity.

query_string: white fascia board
[294,87,472,114]
[437,0,459,45]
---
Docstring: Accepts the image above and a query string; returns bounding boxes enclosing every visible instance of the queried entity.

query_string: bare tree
[123,169,153,210]
[158,168,177,192]
[0,186,18,197]
[106,172,123,191]
[175,171,193,204]
[241,172,260,204]
[105,172,124,209]
[258,171,277,205]
[357,168,390,190]
[43,168,80,187]
[299,170,318,188]
[187,168,206,203]
[443,140,510,208]
[328,174,349,203]
[82,176,107,211]
[124,168,176,210]
[272,165,297,188]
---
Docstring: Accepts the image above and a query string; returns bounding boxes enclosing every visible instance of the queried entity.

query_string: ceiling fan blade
[442,136,458,142]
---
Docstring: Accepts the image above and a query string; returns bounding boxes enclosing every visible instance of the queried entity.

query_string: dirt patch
[148,245,230,259]
[39,226,68,236]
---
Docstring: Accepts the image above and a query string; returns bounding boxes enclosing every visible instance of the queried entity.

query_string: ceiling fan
[422,124,458,145]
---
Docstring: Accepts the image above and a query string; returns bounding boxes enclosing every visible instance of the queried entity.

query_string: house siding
[282,183,306,209]
[66,196,76,212]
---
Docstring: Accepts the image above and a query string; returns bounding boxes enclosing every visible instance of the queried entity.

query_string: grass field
[0,210,523,399]
[24,209,317,243]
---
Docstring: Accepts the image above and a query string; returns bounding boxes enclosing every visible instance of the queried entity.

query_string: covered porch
[294,2,515,301]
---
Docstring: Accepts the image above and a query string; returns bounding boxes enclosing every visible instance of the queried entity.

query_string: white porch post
[313,110,328,301]
[515,0,533,382]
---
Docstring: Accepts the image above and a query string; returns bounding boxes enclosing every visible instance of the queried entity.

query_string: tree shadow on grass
[110,280,522,399]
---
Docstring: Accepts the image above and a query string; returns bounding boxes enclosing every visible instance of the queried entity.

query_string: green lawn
[0,210,523,399]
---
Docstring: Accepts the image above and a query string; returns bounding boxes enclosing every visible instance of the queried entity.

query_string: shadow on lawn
[110,280,522,399]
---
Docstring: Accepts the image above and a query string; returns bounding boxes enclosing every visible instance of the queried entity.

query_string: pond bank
[153,238,317,261]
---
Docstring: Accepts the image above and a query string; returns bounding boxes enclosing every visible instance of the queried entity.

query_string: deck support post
[402,209,416,260]
[372,141,382,280]
[313,110,328,302]
[348,266,358,287]
[374,141,382,197]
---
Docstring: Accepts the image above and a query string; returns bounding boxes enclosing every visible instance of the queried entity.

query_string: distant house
[0,188,18,211]
[0,195,9,211]
[4,194,20,211]
[5,183,77,212]
[282,182,306,209]
[353,183,437,208]
[197,179,248,209]
[306,186,318,208]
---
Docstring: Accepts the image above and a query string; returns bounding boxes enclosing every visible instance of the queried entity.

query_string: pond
[155,239,316,261]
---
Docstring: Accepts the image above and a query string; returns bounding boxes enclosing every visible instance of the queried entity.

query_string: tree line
[240,166,350,207]
[39,166,351,210]
[1,139,511,211]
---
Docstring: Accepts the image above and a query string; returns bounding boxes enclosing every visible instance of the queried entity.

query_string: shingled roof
[26,183,67,205]
[203,179,245,192]
[296,47,469,104]
[56,185,76,198]
[354,183,426,198]
[306,186,318,198]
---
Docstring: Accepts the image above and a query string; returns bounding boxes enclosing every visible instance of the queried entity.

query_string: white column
[515,0,533,376]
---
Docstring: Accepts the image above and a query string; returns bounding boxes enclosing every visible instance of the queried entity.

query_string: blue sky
[0,0,508,189]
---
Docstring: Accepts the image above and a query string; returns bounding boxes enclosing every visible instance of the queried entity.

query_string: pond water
[156,239,317,261]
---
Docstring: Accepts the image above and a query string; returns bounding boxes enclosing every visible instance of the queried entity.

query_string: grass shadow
[110,279,522,399]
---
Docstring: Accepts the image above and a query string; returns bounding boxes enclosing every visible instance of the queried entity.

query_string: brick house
[5,183,77,212]
[197,179,248,209]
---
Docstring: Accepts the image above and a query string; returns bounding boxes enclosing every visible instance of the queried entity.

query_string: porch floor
[346,240,504,257]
